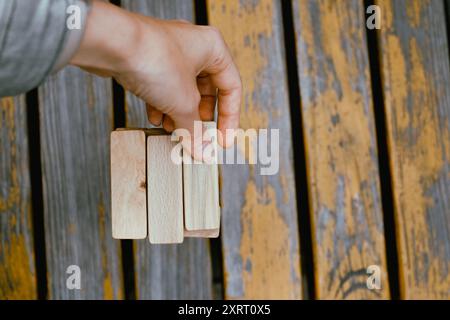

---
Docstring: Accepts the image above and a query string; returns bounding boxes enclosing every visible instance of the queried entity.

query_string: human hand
[70,1,242,156]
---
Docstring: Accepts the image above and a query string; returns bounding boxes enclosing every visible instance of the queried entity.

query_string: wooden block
[183,121,220,236]
[184,229,220,238]
[111,130,147,239]
[147,135,184,244]
[185,163,222,238]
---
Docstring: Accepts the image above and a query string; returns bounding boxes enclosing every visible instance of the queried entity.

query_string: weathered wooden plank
[134,238,212,299]
[38,67,122,299]
[292,0,389,299]
[0,96,36,299]
[208,0,302,299]
[122,0,213,299]
[377,0,450,299]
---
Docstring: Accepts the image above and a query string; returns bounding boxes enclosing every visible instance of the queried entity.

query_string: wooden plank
[292,0,389,299]
[111,130,147,239]
[147,135,183,244]
[207,0,302,299]
[183,122,220,234]
[122,0,213,299]
[0,96,36,299]
[38,67,122,299]
[376,0,450,299]
[134,238,212,299]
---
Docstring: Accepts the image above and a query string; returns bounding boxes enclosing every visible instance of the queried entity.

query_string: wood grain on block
[111,130,147,239]
[183,122,220,235]
[147,135,183,244]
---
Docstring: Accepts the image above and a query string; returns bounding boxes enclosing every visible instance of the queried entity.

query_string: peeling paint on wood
[207,0,302,299]
[0,96,36,299]
[293,0,389,299]
[377,0,450,299]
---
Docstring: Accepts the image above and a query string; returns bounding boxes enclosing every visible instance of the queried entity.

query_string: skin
[70,1,242,158]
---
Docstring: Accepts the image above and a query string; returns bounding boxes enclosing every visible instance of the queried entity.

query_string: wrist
[70,1,141,76]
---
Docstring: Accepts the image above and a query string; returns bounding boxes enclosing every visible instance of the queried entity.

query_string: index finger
[202,27,242,148]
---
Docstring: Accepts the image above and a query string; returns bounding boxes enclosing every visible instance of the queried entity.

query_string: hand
[70,1,242,153]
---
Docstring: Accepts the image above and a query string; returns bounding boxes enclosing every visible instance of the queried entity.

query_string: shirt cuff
[51,0,92,73]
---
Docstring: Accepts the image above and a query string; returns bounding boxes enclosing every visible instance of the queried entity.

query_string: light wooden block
[183,122,220,236]
[147,135,184,244]
[111,124,220,242]
[111,130,147,239]
[184,229,220,238]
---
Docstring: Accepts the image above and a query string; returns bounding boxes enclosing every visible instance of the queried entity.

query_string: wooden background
[1,0,449,299]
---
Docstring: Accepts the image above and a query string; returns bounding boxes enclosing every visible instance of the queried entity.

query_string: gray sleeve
[0,0,91,97]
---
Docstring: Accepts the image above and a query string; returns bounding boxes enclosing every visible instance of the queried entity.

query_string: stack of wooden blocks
[110,122,220,244]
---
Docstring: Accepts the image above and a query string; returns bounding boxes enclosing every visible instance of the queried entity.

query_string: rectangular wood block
[183,121,220,236]
[111,130,147,239]
[184,229,220,238]
[147,135,184,244]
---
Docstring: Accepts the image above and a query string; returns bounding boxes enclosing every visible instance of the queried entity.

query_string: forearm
[70,1,143,76]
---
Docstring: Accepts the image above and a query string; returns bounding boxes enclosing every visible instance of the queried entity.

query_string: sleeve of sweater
[0,0,91,97]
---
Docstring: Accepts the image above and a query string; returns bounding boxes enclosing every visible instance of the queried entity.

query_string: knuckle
[207,26,222,38]
[207,26,226,48]
[201,26,229,70]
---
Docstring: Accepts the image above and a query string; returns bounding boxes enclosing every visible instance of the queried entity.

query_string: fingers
[202,27,242,148]
[216,70,241,147]
[197,75,216,121]
[169,89,205,162]
[162,115,175,132]
[146,104,163,126]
